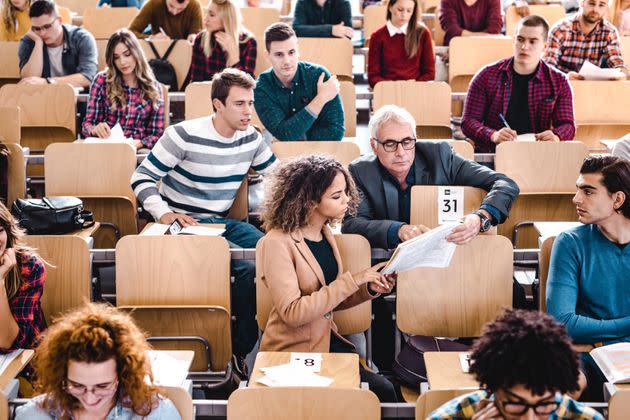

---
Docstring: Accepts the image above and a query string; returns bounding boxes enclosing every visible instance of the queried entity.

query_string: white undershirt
[47,45,64,78]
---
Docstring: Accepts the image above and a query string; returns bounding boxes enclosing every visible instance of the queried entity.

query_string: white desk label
[290,352,322,373]
[438,187,464,224]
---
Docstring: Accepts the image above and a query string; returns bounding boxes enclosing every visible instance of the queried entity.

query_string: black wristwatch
[474,210,493,233]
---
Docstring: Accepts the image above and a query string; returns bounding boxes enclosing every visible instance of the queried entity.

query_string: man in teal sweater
[254,23,345,141]
[547,155,630,400]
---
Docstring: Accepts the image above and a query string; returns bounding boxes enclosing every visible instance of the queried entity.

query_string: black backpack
[146,39,178,90]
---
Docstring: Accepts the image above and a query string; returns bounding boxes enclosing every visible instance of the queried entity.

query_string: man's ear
[369,139,378,154]
[212,98,223,113]
[614,191,626,212]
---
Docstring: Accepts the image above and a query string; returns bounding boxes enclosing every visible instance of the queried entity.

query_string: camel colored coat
[258,226,376,352]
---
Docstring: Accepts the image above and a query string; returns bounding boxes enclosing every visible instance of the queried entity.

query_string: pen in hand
[498,113,511,130]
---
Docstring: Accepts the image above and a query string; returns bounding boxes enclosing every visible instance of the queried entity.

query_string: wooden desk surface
[67,222,100,240]
[425,352,479,391]
[0,349,34,389]
[249,352,360,389]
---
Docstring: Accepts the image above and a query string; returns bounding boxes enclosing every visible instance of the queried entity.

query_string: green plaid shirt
[427,390,603,420]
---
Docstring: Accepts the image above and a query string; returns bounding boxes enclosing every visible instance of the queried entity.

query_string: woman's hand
[0,249,17,282]
[352,261,392,293]
[91,123,111,138]
[215,31,239,66]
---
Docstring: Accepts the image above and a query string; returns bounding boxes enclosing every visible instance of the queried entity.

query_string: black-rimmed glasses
[373,137,416,152]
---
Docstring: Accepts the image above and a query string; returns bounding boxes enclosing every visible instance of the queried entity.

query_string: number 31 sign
[438,186,464,224]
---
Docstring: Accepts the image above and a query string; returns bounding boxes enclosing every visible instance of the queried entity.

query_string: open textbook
[590,342,630,384]
[579,60,625,81]
[381,222,459,275]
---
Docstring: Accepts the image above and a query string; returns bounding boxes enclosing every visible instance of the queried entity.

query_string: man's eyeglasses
[64,379,119,397]
[373,137,416,152]
[497,391,560,416]
[32,19,58,33]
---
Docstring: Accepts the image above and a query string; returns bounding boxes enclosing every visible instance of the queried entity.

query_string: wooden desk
[534,222,581,245]
[67,222,100,240]
[249,352,360,389]
[0,349,34,389]
[425,352,479,391]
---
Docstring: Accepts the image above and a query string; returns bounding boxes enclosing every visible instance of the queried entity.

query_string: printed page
[381,223,459,275]
[148,351,191,386]
[516,133,536,142]
[84,123,133,143]
[579,60,625,81]
[590,342,630,383]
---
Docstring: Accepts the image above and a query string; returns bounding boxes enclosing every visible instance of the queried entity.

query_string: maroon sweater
[367,25,436,88]
[439,0,502,45]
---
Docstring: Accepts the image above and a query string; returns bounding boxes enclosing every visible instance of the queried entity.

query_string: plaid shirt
[428,390,604,420]
[462,57,575,153]
[190,31,257,82]
[1,254,46,353]
[544,14,627,74]
[81,71,165,149]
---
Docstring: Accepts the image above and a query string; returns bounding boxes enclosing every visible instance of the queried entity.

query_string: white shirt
[386,20,408,37]
[47,45,64,78]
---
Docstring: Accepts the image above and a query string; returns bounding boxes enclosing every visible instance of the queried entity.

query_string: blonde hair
[1,0,30,38]
[609,0,630,28]
[201,0,252,58]
[104,29,161,110]
[387,0,425,58]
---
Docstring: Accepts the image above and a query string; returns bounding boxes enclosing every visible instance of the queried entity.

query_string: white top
[47,45,64,78]
[386,20,408,36]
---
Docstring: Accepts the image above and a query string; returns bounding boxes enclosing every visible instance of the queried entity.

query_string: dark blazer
[341,141,519,249]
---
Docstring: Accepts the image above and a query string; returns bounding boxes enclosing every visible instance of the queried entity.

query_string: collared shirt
[292,0,352,37]
[190,31,257,82]
[386,20,408,36]
[1,254,46,353]
[544,14,627,73]
[18,24,98,82]
[428,390,603,419]
[462,57,575,153]
[254,61,345,141]
[82,71,165,149]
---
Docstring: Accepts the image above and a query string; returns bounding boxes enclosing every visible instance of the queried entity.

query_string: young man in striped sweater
[131,68,277,372]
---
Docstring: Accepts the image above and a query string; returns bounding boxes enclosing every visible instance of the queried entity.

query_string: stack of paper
[579,60,625,80]
[256,363,333,387]
[84,123,133,143]
[148,352,191,387]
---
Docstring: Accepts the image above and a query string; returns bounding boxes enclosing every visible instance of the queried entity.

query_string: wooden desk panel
[425,352,479,391]
[0,349,34,388]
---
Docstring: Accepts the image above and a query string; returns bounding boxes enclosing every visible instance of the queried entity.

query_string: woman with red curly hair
[16,302,181,419]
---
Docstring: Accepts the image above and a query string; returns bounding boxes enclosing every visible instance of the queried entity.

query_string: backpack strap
[162,40,178,61]
[145,39,162,59]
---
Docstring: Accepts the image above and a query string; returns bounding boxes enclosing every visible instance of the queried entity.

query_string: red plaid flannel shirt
[81,71,165,149]
[190,31,257,82]
[1,254,46,353]
[462,57,576,153]
[544,14,627,73]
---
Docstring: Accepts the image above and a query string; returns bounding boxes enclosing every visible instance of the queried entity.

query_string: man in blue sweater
[547,155,630,400]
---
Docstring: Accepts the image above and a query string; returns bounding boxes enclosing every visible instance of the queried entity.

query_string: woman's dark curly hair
[469,309,580,396]
[261,155,360,233]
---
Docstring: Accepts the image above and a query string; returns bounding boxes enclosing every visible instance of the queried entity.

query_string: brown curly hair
[33,303,161,419]
[261,154,360,233]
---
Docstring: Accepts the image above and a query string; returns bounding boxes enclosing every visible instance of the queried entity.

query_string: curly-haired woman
[0,200,45,353]
[15,303,180,419]
[81,29,164,150]
[258,155,398,402]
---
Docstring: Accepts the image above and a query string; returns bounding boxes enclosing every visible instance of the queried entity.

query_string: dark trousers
[580,352,606,402]
[199,217,263,357]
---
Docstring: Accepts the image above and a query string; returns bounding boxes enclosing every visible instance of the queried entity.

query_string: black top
[505,68,535,134]
[304,236,338,285]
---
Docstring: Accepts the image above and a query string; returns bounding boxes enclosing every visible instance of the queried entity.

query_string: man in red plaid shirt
[462,15,575,153]
[544,0,629,80]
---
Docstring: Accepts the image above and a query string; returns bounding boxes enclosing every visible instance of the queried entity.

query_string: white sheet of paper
[179,225,226,236]
[83,123,132,143]
[459,353,471,373]
[579,60,625,81]
[148,351,190,386]
[381,223,459,275]
[438,186,464,224]
[290,352,322,372]
[0,349,23,376]
[258,363,333,387]
[516,133,537,142]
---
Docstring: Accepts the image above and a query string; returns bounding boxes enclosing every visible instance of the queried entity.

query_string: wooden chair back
[256,234,372,335]
[0,42,21,84]
[4,142,25,207]
[270,141,361,166]
[0,392,7,420]
[363,5,387,45]
[373,81,452,138]
[227,387,381,420]
[140,39,192,91]
[0,84,76,150]
[538,235,555,313]
[297,37,353,80]
[495,142,588,248]
[416,389,471,419]
[448,36,512,91]
[340,80,356,137]
[161,386,194,420]
[571,80,630,148]
[397,235,513,337]
[609,389,630,420]
[448,140,474,160]
[410,185,489,230]
[0,106,20,144]
[505,5,565,36]
[56,0,99,14]
[116,235,232,371]
[58,6,73,24]
[240,7,280,76]
[23,235,91,324]
[83,7,139,39]
[622,36,630,65]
